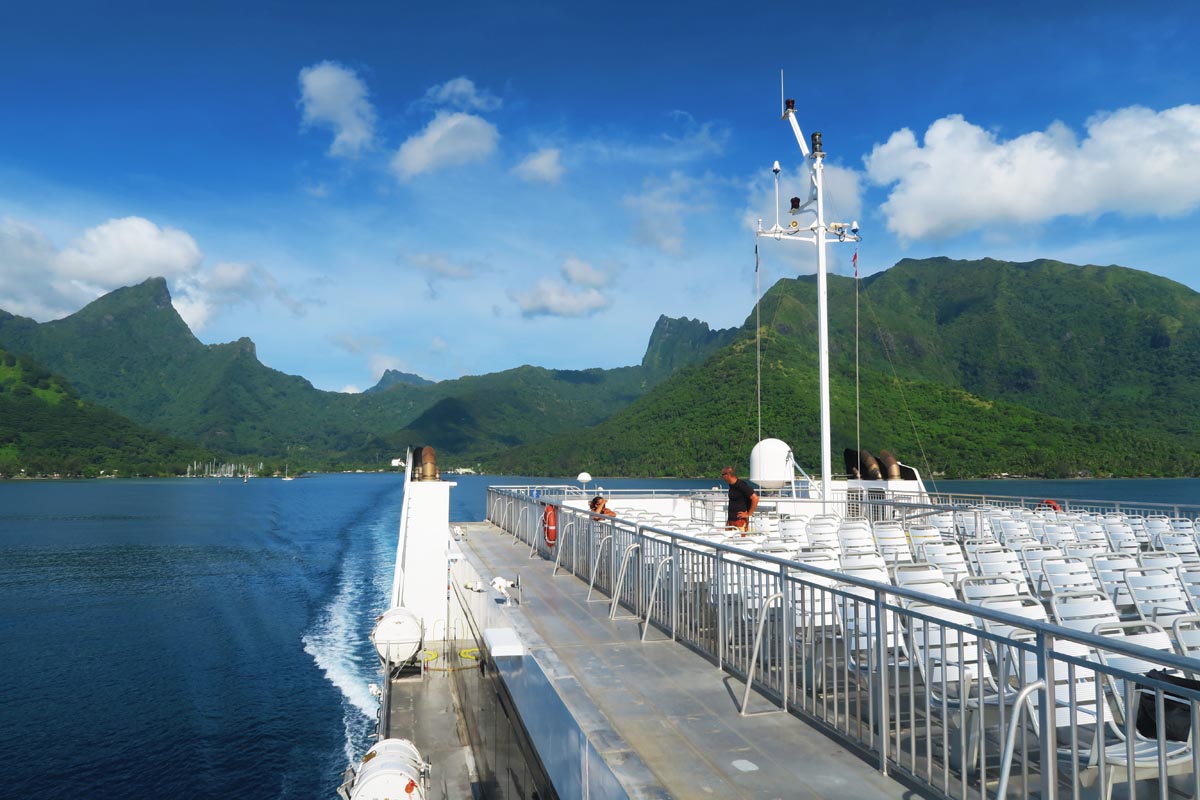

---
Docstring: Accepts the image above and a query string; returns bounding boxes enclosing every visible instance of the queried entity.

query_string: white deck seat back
[975,594,1048,642]
[908,524,943,560]
[1092,552,1137,609]
[1042,523,1078,548]
[1177,565,1200,610]
[840,549,887,572]
[1103,523,1141,555]
[961,576,1023,603]
[1018,543,1063,598]
[971,545,1032,594]
[872,525,914,566]
[1124,567,1195,622]
[1039,556,1100,597]
[1155,533,1200,565]
[1171,614,1200,667]
[1140,550,1184,572]
[921,541,969,586]
[1050,590,1120,635]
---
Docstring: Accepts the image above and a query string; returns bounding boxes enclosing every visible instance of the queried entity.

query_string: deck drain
[731,759,759,772]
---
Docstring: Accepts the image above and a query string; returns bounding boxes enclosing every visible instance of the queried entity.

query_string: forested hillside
[0,347,212,477]
[486,259,1200,478]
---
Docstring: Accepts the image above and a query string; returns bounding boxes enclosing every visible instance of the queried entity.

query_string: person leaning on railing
[589,495,617,521]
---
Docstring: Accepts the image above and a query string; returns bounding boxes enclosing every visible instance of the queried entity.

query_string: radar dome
[750,438,793,489]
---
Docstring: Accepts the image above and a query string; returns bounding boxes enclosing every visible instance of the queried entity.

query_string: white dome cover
[750,438,793,489]
[349,738,426,800]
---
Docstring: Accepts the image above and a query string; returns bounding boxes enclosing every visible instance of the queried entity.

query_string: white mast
[757,96,859,511]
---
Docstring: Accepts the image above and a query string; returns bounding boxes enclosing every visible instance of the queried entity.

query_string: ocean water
[3,473,1199,798]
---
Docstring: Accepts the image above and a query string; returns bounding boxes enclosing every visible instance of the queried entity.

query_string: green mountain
[365,369,436,393]
[0,279,729,466]
[486,258,1200,478]
[0,346,212,477]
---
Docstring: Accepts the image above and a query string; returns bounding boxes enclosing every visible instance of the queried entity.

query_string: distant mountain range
[0,278,732,471]
[2,258,1198,478]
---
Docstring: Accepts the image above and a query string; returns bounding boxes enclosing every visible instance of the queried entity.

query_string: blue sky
[1,1,1197,391]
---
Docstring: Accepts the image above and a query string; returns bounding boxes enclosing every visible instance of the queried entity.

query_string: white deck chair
[1171,614,1200,670]
[1039,556,1100,597]
[1140,550,1184,572]
[1091,621,1196,796]
[908,524,943,559]
[906,596,1008,773]
[872,525,914,567]
[921,541,970,587]
[1018,543,1063,599]
[1015,638,1193,800]
[1178,565,1200,611]
[1155,533,1200,565]
[1103,523,1141,555]
[1050,590,1121,635]
[972,545,1033,595]
[1091,552,1138,611]
[961,576,1023,603]
[834,565,908,673]
[1124,567,1196,623]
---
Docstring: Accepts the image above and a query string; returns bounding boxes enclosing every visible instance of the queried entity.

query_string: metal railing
[488,485,1200,800]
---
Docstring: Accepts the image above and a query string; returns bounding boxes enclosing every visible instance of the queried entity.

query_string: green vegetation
[0,347,214,477]
[3,259,1200,479]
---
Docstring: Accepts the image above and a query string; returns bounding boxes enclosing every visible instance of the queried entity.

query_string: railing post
[1035,628,1057,799]
[874,588,889,774]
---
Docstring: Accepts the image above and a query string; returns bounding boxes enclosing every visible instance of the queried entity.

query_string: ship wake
[302,504,396,766]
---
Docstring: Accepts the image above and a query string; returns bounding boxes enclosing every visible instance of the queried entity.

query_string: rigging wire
[756,242,762,443]
[854,246,861,471]
[857,275,940,495]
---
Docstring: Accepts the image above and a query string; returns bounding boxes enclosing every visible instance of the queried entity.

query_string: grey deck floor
[461,520,916,800]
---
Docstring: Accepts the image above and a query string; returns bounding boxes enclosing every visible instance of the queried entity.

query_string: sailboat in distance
[281,461,294,481]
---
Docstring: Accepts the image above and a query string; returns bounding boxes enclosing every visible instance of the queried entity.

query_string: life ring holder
[1036,498,1062,512]
[542,504,558,547]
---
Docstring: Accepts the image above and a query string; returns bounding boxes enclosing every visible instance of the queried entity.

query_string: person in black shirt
[721,466,758,532]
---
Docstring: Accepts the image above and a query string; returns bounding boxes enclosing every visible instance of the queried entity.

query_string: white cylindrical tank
[371,606,423,665]
[347,738,426,800]
[750,438,793,490]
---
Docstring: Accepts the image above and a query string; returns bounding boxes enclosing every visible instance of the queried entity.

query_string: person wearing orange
[589,495,616,520]
[721,467,758,532]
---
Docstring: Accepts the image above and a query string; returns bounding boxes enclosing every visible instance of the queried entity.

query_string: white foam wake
[302,510,396,765]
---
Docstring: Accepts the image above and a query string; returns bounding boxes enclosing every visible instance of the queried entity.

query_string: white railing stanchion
[740,591,785,716]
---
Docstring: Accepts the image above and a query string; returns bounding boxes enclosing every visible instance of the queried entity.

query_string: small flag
[852,249,858,278]
[755,243,759,273]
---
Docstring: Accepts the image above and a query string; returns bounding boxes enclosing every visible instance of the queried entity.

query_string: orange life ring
[542,504,558,547]
[1037,498,1062,512]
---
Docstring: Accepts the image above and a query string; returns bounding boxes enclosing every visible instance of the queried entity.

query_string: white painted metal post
[814,151,831,512]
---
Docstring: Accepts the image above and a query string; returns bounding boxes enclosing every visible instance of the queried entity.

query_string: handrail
[586,533,613,602]
[740,591,785,716]
[609,542,642,620]
[995,679,1046,799]
[641,555,674,643]
[552,519,577,576]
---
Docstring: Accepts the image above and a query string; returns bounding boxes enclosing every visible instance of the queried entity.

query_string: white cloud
[430,336,447,352]
[392,111,499,180]
[369,353,405,380]
[407,251,478,280]
[330,333,383,354]
[587,119,729,165]
[865,105,1200,241]
[513,147,564,184]
[421,76,501,112]
[57,216,201,284]
[298,61,376,158]
[624,171,718,255]
[339,384,362,394]
[173,261,304,332]
[561,255,608,287]
[509,255,614,318]
[0,217,92,319]
[511,278,610,318]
